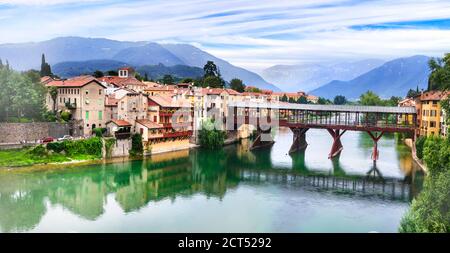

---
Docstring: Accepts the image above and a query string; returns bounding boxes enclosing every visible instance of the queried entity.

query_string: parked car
[57,135,73,141]
[42,137,55,143]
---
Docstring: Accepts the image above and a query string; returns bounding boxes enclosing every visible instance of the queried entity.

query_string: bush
[104,138,116,158]
[60,111,72,122]
[46,142,65,153]
[198,119,226,150]
[27,145,48,157]
[415,136,426,160]
[423,136,444,176]
[130,134,143,156]
[93,128,103,137]
[61,137,103,158]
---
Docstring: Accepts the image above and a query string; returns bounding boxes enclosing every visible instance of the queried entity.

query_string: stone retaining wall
[0,122,83,144]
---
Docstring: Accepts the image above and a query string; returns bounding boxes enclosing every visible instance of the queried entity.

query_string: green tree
[198,119,226,149]
[203,75,223,88]
[180,78,194,83]
[297,96,308,104]
[93,70,104,78]
[40,54,52,77]
[333,95,347,105]
[415,136,427,160]
[130,134,143,156]
[428,54,450,91]
[280,94,288,102]
[407,86,421,98]
[317,97,330,105]
[106,70,118,76]
[359,91,383,106]
[246,86,262,93]
[162,74,174,85]
[384,96,402,106]
[203,61,219,77]
[441,98,450,125]
[229,78,245,92]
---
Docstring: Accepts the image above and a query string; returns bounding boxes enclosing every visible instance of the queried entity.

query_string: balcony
[163,131,193,138]
[65,102,77,110]
[115,132,131,139]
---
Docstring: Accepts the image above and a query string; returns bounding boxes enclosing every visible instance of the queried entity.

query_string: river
[0,128,424,233]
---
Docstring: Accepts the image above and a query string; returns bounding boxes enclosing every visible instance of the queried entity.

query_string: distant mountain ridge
[310,55,431,100]
[52,60,204,80]
[0,36,279,91]
[261,59,385,92]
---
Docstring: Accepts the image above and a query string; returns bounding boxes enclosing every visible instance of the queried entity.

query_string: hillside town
[40,66,322,154]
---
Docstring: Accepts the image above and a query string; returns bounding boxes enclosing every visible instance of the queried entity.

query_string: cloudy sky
[0,0,449,72]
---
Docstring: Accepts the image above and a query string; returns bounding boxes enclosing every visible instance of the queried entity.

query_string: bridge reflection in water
[0,132,423,232]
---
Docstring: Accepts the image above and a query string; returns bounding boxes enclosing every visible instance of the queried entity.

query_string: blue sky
[0,0,450,72]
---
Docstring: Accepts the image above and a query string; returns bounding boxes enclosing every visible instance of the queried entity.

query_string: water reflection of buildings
[0,137,423,232]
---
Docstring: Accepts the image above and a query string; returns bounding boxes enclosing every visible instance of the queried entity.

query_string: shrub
[198,119,226,150]
[28,145,48,157]
[93,128,103,137]
[61,137,103,158]
[104,138,116,158]
[415,136,426,160]
[130,134,143,156]
[60,111,72,122]
[46,142,64,153]
[423,136,444,176]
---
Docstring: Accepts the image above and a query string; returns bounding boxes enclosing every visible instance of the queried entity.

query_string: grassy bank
[0,137,105,167]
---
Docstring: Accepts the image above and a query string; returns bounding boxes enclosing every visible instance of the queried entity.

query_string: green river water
[0,128,424,232]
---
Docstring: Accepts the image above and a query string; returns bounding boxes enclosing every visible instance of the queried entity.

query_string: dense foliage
[230,78,245,92]
[400,136,450,232]
[0,62,49,122]
[428,53,450,91]
[359,91,402,106]
[104,138,116,158]
[415,136,426,160]
[130,134,143,156]
[333,95,347,105]
[198,119,226,150]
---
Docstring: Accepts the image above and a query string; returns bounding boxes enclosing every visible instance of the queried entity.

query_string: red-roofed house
[44,76,107,135]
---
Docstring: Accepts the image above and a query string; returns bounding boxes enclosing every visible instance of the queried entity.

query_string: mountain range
[310,55,431,100]
[0,36,279,91]
[260,59,386,92]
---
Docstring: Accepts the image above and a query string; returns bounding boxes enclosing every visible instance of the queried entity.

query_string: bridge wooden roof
[228,101,416,114]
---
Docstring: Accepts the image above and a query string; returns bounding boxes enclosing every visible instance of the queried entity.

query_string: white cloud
[0,0,449,72]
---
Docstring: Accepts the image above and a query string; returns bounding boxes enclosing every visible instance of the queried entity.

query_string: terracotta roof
[98,76,145,87]
[144,86,175,92]
[40,76,54,84]
[420,90,449,101]
[108,119,132,127]
[45,75,105,88]
[149,95,192,108]
[203,88,227,95]
[225,89,242,95]
[136,119,163,129]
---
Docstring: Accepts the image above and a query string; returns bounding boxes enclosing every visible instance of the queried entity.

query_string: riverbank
[404,138,428,174]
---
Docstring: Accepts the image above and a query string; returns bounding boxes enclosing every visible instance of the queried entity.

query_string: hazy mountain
[53,59,129,78]
[0,37,145,71]
[162,44,280,91]
[135,64,203,80]
[0,36,278,91]
[310,55,431,100]
[261,59,385,92]
[112,43,185,66]
[53,60,203,80]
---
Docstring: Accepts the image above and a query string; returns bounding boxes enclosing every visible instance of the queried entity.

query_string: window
[154,116,157,122]
[86,90,89,95]
[85,111,89,120]
[74,98,77,104]
[98,111,103,120]
[430,121,436,128]
[99,89,102,95]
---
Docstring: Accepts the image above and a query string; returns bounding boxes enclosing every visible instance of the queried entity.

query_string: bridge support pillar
[367,131,384,162]
[289,128,309,153]
[250,128,274,150]
[327,129,346,159]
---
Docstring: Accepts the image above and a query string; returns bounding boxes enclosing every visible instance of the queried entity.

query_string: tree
[333,95,347,105]
[297,96,308,104]
[130,134,143,156]
[180,78,194,83]
[229,78,245,92]
[48,86,58,113]
[280,94,288,102]
[246,86,262,93]
[106,70,118,76]
[198,119,226,149]
[428,54,450,91]
[203,75,223,88]
[359,91,383,106]
[203,61,219,77]
[93,70,104,78]
[40,54,52,77]
[162,74,174,85]
[317,97,331,105]
[407,86,421,98]
[288,97,296,103]
[440,98,450,125]
[384,96,402,106]
[144,73,149,82]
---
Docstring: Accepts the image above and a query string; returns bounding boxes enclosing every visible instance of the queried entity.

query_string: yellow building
[418,91,449,137]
